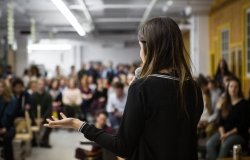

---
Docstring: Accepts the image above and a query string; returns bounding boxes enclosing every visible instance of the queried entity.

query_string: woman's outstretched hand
[44,112,84,130]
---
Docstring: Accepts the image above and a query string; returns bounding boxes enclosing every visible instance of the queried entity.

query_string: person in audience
[30,65,40,79]
[79,75,93,120]
[49,79,62,119]
[215,59,231,89]
[90,78,108,115]
[0,80,17,160]
[5,65,14,78]
[53,65,63,79]
[197,75,213,137]
[87,62,99,83]
[62,78,82,118]
[88,75,96,91]
[22,69,30,88]
[206,77,249,159]
[68,65,77,80]
[75,111,115,160]
[215,74,232,112]
[207,78,221,123]
[12,78,32,118]
[78,63,87,81]
[31,78,53,148]
[27,79,37,95]
[59,77,67,92]
[103,61,116,85]
[106,82,127,128]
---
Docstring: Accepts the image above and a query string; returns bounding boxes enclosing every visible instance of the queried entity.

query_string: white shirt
[106,93,127,113]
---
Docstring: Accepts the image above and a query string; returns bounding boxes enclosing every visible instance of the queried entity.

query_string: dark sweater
[80,74,203,160]
[0,97,17,130]
[31,91,52,120]
[218,99,249,142]
[14,91,32,118]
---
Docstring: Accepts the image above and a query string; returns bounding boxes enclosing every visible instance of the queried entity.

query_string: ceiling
[0,0,212,36]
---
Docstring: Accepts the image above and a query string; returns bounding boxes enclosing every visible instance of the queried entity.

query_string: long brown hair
[0,79,12,102]
[221,77,244,116]
[138,17,196,117]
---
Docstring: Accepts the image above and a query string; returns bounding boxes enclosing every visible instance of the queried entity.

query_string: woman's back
[130,74,203,160]
[79,73,203,160]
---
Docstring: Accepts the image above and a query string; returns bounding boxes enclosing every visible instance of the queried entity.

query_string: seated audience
[75,111,115,160]
[12,78,32,118]
[31,79,53,148]
[106,82,127,128]
[62,78,82,118]
[49,79,62,119]
[91,78,108,115]
[79,75,93,120]
[206,77,249,159]
[197,75,214,137]
[0,80,17,160]
[27,80,37,95]
[215,59,231,89]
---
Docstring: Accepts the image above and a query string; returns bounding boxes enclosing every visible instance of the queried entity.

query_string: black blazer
[80,73,203,160]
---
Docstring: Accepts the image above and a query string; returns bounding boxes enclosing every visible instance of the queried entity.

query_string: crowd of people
[0,61,138,160]
[0,59,249,160]
[196,59,250,159]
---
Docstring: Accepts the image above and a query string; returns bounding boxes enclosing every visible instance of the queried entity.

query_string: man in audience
[78,63,87,80]
[106,82,127,128]
[12,78,32,118]
[103,61,116,85]
[31,79,52,148]
[68,65,77,80]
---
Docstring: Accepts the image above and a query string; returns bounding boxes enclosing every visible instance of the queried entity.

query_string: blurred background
[0,0,249,160]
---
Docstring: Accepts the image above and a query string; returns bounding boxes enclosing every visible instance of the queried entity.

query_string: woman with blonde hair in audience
[206,77,249,159]
[0,79,17,160]
[79,75,93,120]
[62,78,82,118]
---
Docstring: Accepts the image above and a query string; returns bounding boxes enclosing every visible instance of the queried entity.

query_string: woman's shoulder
[236,99,248,107]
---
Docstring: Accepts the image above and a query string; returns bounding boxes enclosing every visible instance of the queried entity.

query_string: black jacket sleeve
[80,82,145,158]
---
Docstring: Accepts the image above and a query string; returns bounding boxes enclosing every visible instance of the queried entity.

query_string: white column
[190,14,209,76]
[16,34,28,76]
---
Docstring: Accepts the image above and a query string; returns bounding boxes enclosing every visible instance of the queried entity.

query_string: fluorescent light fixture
[51,0,86,36]
[28,44,72,51]
[167,0,173,6]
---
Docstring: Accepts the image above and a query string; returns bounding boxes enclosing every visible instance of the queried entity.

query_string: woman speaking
[45,17,203,160]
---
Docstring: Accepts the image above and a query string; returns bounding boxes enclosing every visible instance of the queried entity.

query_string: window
[221,29,229,63]
[246,9,250,75]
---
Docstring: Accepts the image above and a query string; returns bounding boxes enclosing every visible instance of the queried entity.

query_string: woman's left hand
[44,112,84,130]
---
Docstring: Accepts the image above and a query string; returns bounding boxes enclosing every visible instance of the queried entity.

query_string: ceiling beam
[95,18,141,23]
[69,1,211,11]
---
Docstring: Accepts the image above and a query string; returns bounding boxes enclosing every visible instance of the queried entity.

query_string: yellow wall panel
[209,0,250,95]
